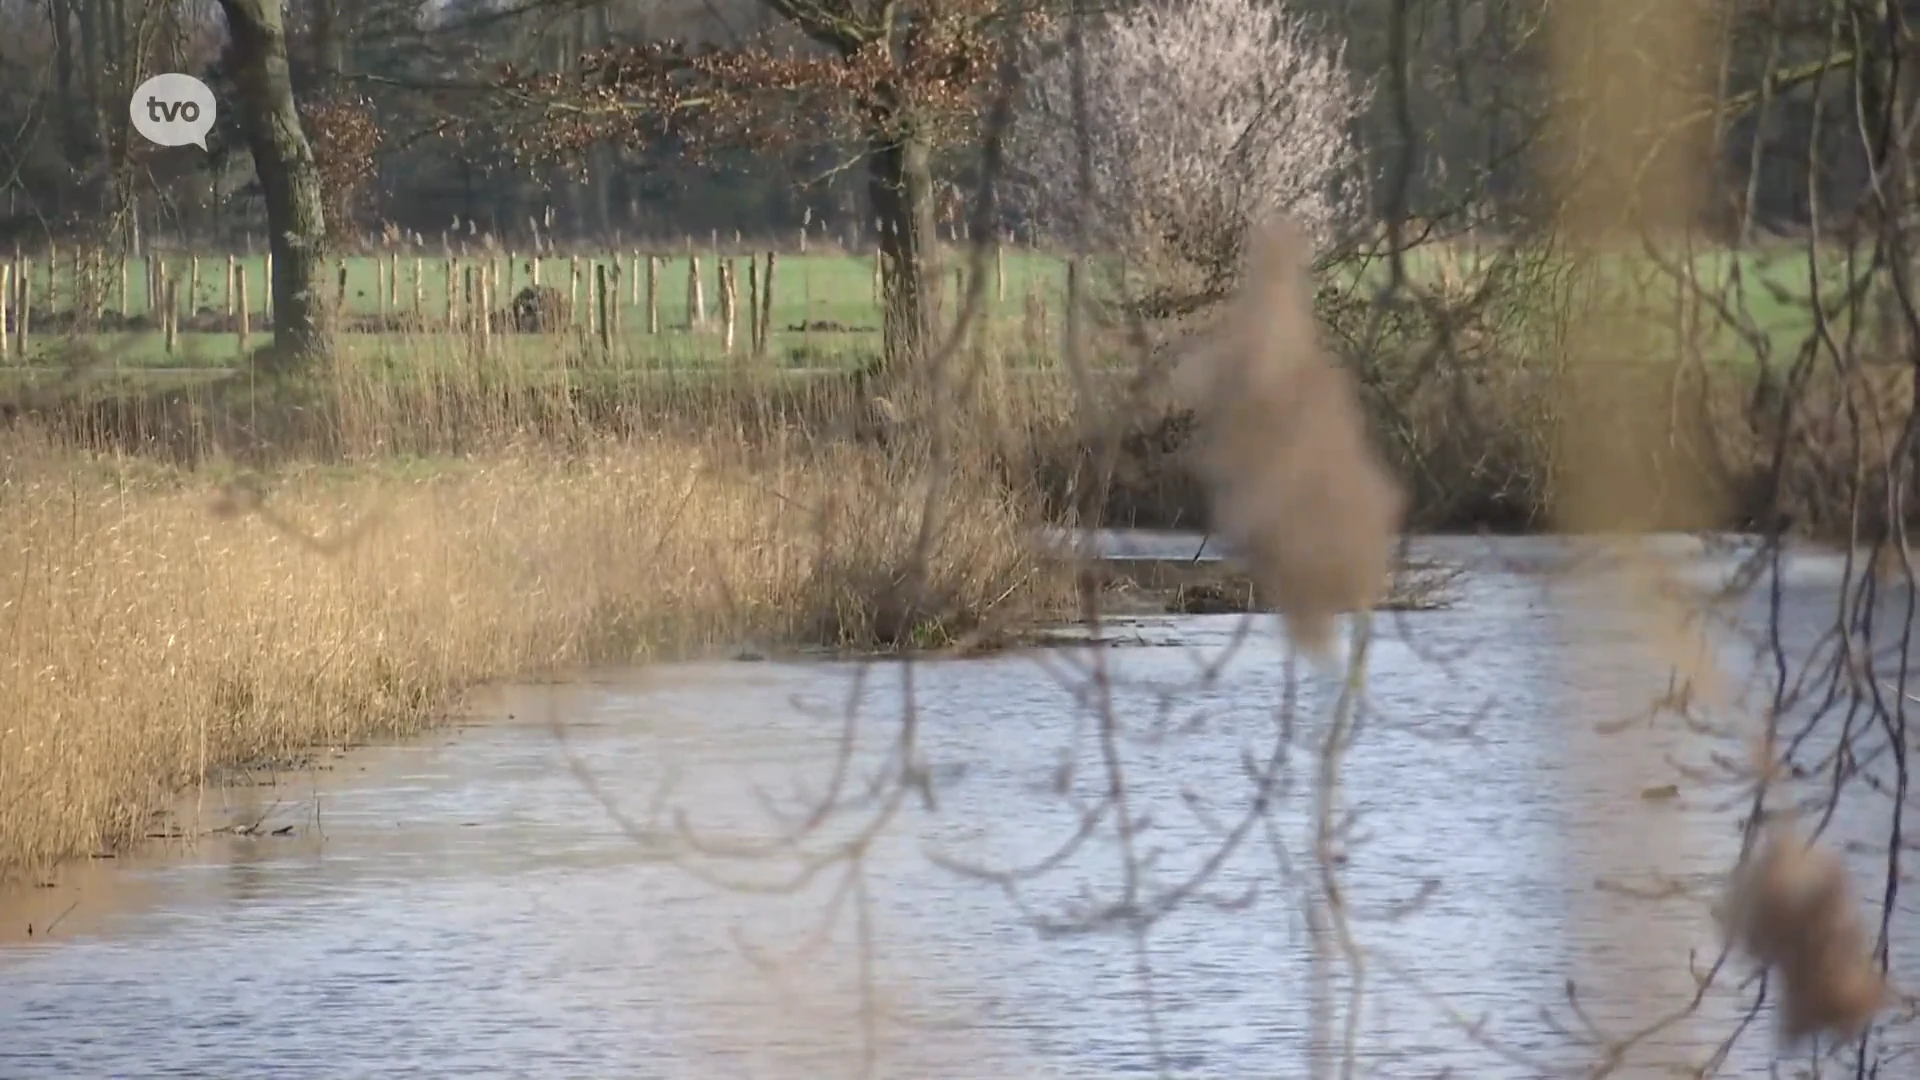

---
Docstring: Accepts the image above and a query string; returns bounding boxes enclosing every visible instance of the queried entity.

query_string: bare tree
[485,0,1042,372]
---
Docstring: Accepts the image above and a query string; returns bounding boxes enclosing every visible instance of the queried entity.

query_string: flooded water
[3,534,1917,1077]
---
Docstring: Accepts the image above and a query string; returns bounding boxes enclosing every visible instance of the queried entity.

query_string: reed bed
[0,342,1074,879]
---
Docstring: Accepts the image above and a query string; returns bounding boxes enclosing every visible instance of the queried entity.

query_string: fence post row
[0,229,1056,370]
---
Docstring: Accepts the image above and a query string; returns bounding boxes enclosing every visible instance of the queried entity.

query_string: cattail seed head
[1721,825,1890,1044]
[1173,218,1404,658]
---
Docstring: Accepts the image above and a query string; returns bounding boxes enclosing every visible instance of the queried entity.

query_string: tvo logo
[145,97,203,125]
[129,73,217,150]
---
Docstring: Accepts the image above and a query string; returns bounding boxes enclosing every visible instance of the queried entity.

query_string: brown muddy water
[2,534,1918,1078]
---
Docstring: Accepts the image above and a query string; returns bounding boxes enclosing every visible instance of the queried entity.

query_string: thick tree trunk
[219,0,328,362]
[868,121,937,369]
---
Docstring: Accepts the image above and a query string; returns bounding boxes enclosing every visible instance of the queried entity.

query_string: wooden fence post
[608,261,621,338]
[463,266,477,339]
[237,275,250,351]
[0,263,10,360]
[596,262,612,353]
[569,255,581,328]
[225,253,236,317]
[721,260,737,356]
[688,256,705,330]
[15,262,30,355]
[163,276,176,356]
[756,252,776,357]
[748,259,760,352]
[480,264,494,355]
[645,255,659,334]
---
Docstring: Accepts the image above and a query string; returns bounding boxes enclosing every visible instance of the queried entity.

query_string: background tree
[0,0,1887,310]
[487,0,1041,368]
[1010,0,1369,318]
[218,0,328,361]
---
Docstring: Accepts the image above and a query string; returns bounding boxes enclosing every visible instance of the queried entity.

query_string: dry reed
[0,347,1070,880]
[1170,218,1404,658]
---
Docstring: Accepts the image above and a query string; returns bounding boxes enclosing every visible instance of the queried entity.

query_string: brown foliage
[1721,825,1890,1044]
[1171,219,1405,658]
[493,3,1044,167]
[300,94,383,235]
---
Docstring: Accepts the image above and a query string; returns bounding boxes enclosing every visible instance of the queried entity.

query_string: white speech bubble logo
[130,73,217,151]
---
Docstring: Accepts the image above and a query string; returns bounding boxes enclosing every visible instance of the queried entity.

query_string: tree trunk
[868,120,937,369]
[312,0,345,83]
[50,0,84,217]
[219,0,328,362]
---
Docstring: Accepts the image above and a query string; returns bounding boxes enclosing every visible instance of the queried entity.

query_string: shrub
[1011,0,1370,315]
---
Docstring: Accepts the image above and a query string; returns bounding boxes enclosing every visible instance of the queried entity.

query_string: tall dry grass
[0,341,1072,880]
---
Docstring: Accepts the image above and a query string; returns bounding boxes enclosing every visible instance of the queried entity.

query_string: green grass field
[1,249,1075,371]
[0,240,1882,377]
[1333,240,1878,368]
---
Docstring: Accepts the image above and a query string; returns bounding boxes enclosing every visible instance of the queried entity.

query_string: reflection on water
[1,535,1916,1077]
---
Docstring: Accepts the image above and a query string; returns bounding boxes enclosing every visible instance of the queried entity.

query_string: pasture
[0,246,1075,372]
[0,236,1880,384]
